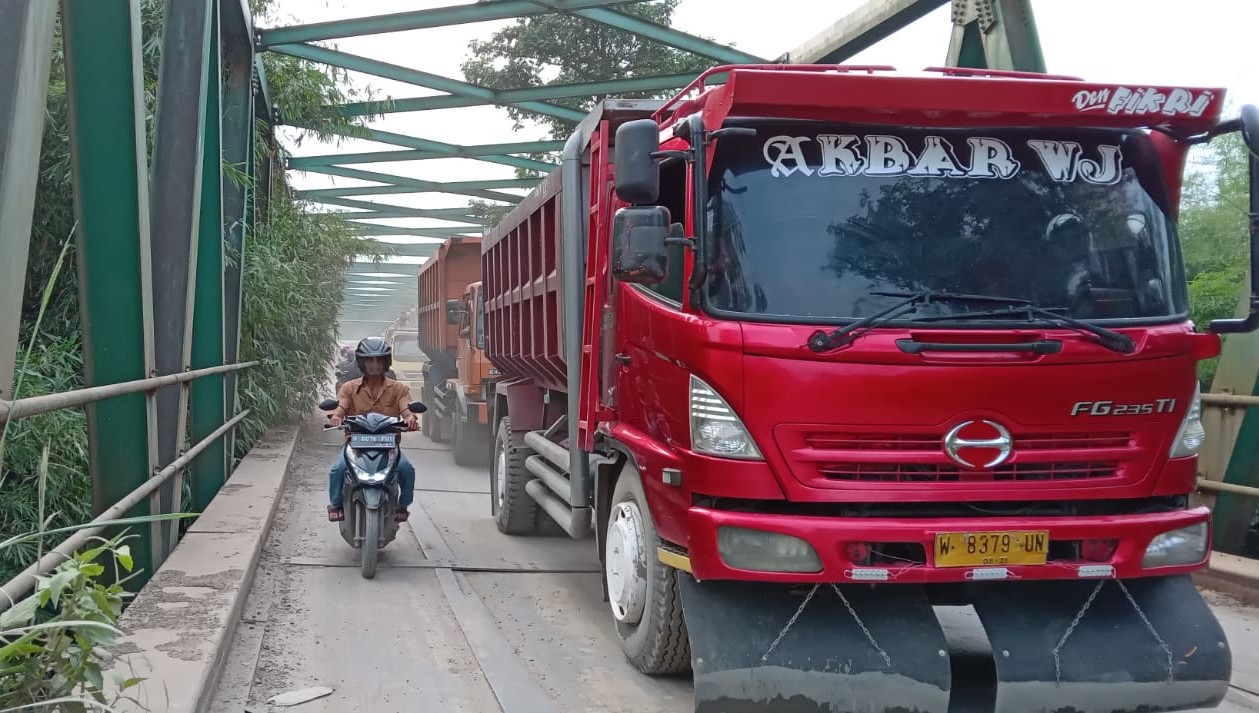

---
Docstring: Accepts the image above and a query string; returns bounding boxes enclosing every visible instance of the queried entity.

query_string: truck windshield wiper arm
[806,290,1036,353]
[912,303,1137,354]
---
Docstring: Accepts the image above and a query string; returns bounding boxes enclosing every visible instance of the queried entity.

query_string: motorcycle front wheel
[361,506,380,579]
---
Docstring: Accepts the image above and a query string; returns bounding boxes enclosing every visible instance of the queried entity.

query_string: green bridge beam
[779,0,949,64]
[297,164,528,203]
[62,0,161,579]
[313,197,484,223]
[296,178,538,200]
[349,223,478,239]
[258,0,635,46]
[570,6,764,64]
[289,140,564,168]
[0,0,58,401]
[268,43,585,123]
[286,123,556,173]
[335,74,697,117]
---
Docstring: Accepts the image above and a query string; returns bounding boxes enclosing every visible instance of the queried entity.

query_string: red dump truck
[479,66,1259,713]
[416,236,490,461]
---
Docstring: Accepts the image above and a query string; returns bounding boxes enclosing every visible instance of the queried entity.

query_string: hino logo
[944,420,1013,470]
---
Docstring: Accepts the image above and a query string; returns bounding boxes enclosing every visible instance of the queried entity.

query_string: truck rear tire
[605,463,690,675]
[492,418,540,535]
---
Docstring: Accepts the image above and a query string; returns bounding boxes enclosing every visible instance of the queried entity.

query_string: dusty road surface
[208,417,1259,713]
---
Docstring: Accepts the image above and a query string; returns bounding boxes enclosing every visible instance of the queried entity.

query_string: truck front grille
[776,426,1141,490]
[818,461,1120,482]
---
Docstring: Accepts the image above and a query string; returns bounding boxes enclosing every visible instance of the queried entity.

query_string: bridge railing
[1201,393,1259,553]
[1,0,268,593]
[0,361,257,611]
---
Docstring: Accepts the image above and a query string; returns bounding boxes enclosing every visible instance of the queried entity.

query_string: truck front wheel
[605,463,690,675]
[491,418,540,535]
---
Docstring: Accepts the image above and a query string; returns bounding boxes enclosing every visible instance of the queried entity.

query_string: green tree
[1180,132,1252,385]
[458,0,714,234]
[462,0,711,140]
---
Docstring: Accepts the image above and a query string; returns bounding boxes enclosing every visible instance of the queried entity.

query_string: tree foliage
[459,0,712,199]
[1180,132,1252,385]
[462,0,710,139]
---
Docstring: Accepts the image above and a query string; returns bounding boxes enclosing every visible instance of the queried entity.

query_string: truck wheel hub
[606,502,647,625]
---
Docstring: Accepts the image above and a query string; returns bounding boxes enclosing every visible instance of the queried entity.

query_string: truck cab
[387,329,424,390]
[443,281,493,464]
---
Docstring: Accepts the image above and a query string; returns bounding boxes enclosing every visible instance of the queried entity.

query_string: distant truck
[417,237,492,464]
[383,328,424,389]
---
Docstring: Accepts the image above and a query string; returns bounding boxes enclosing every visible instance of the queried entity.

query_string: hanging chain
[830,584,892,668]
[1116,580,1175,682]
[1052,580,1176,685]
[759,583,892,669]
[761,584,820,662]
[1052,580,1105,684]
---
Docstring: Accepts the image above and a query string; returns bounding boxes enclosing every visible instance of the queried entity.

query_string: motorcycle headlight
[350,455,391,483]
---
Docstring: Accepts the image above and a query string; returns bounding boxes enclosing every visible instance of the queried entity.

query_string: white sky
[265,0,1258,321]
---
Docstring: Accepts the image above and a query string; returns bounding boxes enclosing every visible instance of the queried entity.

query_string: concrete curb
[1195,551,1259,608]
[105,423,302,713]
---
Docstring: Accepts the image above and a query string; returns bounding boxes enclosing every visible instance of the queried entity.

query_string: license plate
[933,530,1049,568]
[350,434,395,448]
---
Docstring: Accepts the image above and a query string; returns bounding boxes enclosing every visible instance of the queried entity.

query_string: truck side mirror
[445,299,462,325]
[611,205,670,285]
[614,119,660,205]
[1209,104,1259,333]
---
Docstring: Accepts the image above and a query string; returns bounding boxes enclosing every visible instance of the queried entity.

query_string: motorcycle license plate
[350,434,394,448]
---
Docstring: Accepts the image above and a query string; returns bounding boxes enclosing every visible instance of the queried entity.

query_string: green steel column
[61,0,159,581]
[946,0,1045,73]
[221,0,254,467]
[190,2,226,513]
[148,0,215,561]
[0,0,58,401]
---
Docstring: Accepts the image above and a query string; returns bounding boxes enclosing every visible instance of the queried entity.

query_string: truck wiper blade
[807,290,1023,353]
[914,304,1136,354]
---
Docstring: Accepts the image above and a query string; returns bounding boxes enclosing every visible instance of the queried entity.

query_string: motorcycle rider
[326,336,420,522]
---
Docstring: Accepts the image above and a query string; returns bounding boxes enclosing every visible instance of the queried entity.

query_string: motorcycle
[318,398,426,578]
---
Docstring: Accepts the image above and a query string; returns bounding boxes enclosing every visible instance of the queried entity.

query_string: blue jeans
[329,451,415,508]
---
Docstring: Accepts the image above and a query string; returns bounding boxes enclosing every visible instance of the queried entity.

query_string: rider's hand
[328,414,343,428]
[405,415,419,432]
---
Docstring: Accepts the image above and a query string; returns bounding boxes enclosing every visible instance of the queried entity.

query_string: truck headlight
[1142,522,1208,568]
[690,375,762,460]
[718,526,822,573]
[1169,383,1206,458]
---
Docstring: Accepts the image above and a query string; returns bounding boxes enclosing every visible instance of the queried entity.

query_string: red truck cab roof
[655,65,1226,137]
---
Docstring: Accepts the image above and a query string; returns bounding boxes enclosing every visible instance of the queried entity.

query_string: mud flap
[970,574,1231,713]
[679,577,951,713]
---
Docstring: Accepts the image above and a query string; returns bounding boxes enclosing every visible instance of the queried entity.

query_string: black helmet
[355,336,392,372]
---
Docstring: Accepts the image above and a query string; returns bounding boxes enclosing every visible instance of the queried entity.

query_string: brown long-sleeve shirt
[333,377,414,419]
[332,378,417,444]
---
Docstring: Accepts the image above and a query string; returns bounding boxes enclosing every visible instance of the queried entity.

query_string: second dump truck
[477,65,1259,713]
[416,236,492,464]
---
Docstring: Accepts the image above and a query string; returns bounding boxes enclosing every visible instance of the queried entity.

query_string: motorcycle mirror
[318,398,338,411]
[408,401,428,414]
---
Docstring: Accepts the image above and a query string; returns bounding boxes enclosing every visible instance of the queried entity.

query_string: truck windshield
[702,123,1189,325]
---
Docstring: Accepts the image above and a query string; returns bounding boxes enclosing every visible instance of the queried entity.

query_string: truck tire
[605,463,690,675]
[492,418,540,535]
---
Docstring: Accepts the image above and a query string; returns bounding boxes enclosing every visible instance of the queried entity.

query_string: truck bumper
[683,505,1213,584]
